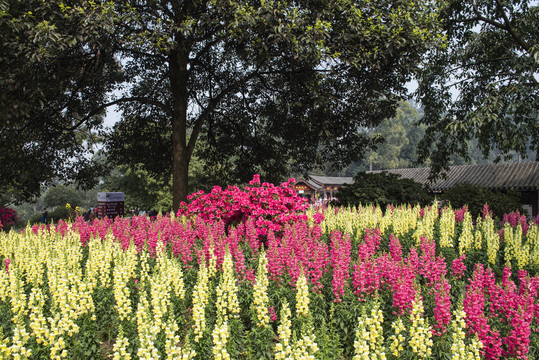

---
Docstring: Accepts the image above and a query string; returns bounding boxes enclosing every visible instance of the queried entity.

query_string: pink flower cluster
[266,222,329,291]
[177,175,308,238]
[330,231,351,302]
[0,207,18,229]
[452,254,467,279]
[482,204,493,219]
[503,211,529,236]
[454,205,469,223]
[353,230,420,315]
[464,265,538,359]
[4,258,10,273]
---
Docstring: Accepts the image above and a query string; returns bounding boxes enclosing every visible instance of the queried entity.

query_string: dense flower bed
[0,198,538,359]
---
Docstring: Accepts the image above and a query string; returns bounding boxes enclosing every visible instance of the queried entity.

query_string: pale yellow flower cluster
[113,245,138,322]
[353,302,386,360]
[388,317,406,357]
[482,216,500,265]
[139,250,151,287]
[192,263,210,342]
[28,288,50,345]
[291,333,319,360]
[164,321,195,360]
[86,234,115,290]
[391,206,419,238]
[413,202,439,245]
[274,301,293,359]
[319,205,361,235]
[0,328,10,358]
[0,263,8,303]
[215,251,240,323]
[378,207,394,236]
[358,205,383,235]
[212,320,230,360]
[10,319,32,359]
[528,224,539,270]
[253,252,270,328]
[4,227,97,360]
[296,273,310,318]
[474,218,483,251]
[0,224,199,359]
[503,223,530,269]
[212,251,240,359]
[208,238,218,279]
[112,326,131,360]
[514,225,530,269]
[450,308,483,360]
[275,276,319,359]
[439,206,456,248]
[136,294,159,360]
[8,267,27,324]
[409,297,433,358]
[458,212,474,255]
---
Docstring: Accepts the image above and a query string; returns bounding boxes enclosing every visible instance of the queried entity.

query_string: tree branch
[494,0,532,52]
[471,0,507,29]
[63,96,172,131]
[186,70,258,158]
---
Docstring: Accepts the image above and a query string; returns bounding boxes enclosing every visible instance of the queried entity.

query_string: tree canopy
[103,0,446,208]
[415,0,538,178]
[0,0,120,201]
[1,0,446,208]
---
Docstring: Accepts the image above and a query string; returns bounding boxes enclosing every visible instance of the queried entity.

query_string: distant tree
[42,185,84,209]
[341,101,425,175]
[415,0,538,179]
[337,172,432,208]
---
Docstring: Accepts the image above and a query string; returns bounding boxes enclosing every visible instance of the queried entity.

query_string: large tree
[0,0,121,201]
[415,0,538,178]
[2,0,445,209]
[105,0,445,209]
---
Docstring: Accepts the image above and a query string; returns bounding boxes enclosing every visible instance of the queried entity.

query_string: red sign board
[97,192,125,219]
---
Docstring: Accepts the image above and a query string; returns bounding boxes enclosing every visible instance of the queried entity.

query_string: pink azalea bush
[176,174,309,237]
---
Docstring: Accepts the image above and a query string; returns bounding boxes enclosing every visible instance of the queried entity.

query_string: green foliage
[415,0,538,179]
[42,185,84,209]
[337,172,432,208]
[0,0,120,202]
[101,166,173,213]
[439,183,524,219]
[48,206,71,222]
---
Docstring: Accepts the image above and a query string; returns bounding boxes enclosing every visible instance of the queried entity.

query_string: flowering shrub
[0,207,17,230]
[177,174,309,237]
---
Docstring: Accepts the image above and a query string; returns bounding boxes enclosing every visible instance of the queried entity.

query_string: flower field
[1,180,539,359]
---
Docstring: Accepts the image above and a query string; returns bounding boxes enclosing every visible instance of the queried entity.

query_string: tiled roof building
[372,162,539,217]
[372,162,539,193]
[293,162,539,216]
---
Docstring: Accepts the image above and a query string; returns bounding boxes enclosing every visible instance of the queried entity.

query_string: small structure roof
[308,175,354,186]
[371,162,539,192]
[295,178,323,190]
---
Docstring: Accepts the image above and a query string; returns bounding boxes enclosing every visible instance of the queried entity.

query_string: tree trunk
[169,43,191,211]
